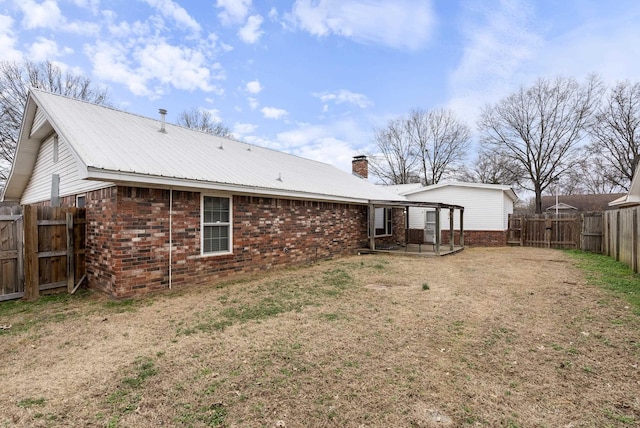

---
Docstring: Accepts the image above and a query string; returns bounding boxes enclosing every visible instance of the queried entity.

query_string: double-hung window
[202,195,232,255]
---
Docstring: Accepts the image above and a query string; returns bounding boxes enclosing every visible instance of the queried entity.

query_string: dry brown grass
[1,247,639,427]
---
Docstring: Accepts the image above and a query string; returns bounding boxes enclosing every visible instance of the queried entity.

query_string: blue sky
[1,0,640,174]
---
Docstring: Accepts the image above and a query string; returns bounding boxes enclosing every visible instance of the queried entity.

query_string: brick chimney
[352,155,368,179]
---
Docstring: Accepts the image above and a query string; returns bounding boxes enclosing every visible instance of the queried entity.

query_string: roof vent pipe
[159,109,167,133]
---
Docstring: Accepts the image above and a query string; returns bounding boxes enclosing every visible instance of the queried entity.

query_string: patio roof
[368,200,465,210]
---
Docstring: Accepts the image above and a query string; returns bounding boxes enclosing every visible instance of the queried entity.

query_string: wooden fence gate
[0,205,86,301]
[0,204,24,300]
[507,212,603,252]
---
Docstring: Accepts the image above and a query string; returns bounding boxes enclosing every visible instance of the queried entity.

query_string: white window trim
[76,194,86,208]
[200,194,233,257]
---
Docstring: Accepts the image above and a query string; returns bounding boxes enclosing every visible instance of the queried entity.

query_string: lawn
[1,247,639,427]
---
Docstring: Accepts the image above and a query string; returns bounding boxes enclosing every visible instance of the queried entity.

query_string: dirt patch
[1,247,639,427]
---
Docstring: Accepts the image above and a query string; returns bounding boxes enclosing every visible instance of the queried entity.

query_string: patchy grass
[17,397,46,408]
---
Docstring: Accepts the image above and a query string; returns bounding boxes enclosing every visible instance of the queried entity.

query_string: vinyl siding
[503,193,514,229]
[30,106,47,136]
[21,133,113,205]
[404,186,508,231]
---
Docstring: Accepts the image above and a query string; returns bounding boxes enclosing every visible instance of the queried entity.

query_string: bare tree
[407,108,471,185]
[369,108,470,185]
[558,156,625,195]
[457,150,524,185]
[368,118,420,185]
[176,107,232,138]
[478,75,602,213]
[0,60,109,184]
[588,80,640,191]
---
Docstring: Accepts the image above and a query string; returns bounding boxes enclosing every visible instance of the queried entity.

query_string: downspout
[169,187,173,289]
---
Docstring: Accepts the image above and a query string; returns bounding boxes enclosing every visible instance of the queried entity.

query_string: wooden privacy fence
[508,213,603,252]
[604,206,640,272]
[0,205,86,301]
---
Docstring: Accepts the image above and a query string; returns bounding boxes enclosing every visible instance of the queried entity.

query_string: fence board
[582,212,603,253]
[24,205,39,300]
[0,205,23,298]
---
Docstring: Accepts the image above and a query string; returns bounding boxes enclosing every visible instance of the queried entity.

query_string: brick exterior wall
[81,186,371,298]
[440,230,507,247]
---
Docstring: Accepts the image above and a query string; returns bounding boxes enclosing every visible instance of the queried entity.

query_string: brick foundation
[82,186,371,298]
[440,230,507,247]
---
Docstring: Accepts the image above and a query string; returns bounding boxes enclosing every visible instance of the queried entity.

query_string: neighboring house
[542,194,626,212]
[2,89,413,298]
[545,202,578,212]
[386,182,518,246]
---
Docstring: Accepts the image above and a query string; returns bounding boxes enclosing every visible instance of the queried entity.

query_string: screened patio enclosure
[366,200,465,256]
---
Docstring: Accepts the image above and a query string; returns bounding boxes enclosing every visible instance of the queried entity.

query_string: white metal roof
[3,89,404,204]
[609,164,640,207]
[392,181,519,202]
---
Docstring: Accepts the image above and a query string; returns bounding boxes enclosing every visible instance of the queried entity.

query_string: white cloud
[0,14,23,62]
[314,89,372,108]
[18,0,98,34]
[71,0,100,12]
[447,0,542,125]
[261,106,288,120]
[217,0,252,25]
[238,14,264,43]
[204,108,223,123]
[84,41,151,96]
[28,37,73,61]
[268,7,278,21]
[286,0,435,50]
[245,80,262,94]
[137,42,219,92]
[143,0,201,34]
[527,10,640,84]
[248,97,259,110]
[85,38,224,98]
[233,122,258,135]
[19,0,64,29]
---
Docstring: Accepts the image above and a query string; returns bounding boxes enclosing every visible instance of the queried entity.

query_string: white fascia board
[86,167,372,204]
[1,97,38,201]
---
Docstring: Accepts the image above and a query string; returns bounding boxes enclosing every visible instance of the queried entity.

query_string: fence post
[633,209,638,273]
[67,210,75,292]
[23,205,39,301]
[449,208,454,251]
[616,210,621,261]
[459,208,464,247]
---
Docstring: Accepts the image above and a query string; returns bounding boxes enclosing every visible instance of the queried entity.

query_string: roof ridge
[28,88,350,170]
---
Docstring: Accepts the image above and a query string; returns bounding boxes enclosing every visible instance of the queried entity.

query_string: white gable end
[20,133,113,205]
[404,185,511,231]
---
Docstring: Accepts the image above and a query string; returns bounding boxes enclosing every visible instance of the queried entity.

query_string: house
[386,182,518,246]
[3,90,463,298]
[609,170,640,207]
[542,194,625,212]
